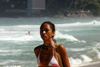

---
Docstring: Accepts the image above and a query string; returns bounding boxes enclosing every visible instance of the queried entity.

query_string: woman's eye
[45,30,48,32]
[40,30,43,32]
[40,29,49,33]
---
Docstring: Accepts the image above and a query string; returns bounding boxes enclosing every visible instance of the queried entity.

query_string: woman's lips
[42,35,47,37]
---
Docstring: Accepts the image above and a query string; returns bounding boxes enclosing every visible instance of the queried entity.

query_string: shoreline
[0,12,96,18]
[0,15,98,18]
[79,61,100,67]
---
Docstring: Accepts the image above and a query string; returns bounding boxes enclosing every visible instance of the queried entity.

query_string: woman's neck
[43,39,53,46]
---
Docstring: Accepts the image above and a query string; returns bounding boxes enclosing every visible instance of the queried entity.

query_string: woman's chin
[42,38,48,41]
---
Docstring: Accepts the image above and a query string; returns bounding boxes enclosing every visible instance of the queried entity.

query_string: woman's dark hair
[40,21,55,39]
[40,21,55,32]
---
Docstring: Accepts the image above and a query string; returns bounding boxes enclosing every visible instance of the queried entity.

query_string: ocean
[0,17,100,67]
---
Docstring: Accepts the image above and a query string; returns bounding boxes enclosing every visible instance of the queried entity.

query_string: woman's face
[40,23,55,41]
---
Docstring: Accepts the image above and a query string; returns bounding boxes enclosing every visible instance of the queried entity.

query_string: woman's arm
[59,44,70,67]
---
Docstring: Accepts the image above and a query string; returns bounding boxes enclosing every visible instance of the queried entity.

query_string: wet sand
[80,61,100,67]
[81,63,100,67]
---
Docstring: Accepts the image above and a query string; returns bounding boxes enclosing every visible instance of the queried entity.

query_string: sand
[80,61,100,67]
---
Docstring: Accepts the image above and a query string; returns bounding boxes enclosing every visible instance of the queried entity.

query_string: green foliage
[0,0,100,16]
[46,0,100,16]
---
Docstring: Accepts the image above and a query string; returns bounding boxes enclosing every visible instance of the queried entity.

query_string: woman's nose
[43,31,46,34]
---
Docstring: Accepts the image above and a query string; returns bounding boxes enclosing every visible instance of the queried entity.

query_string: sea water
[0,17,100,67]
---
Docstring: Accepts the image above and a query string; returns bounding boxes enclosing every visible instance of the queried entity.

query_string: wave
[93,48,100,59]
[0,35,42,41]
[93,42,100,48]
[69,42,100,67]
[0,30,86,43]
[1,20,100,29]
[0,60,34,66]
[0,49,34,56]
[67,42,100,52]
[0,60,16,65]
[81,55,93,62]
[0,25,39,28]
[55,31,86,43]
[0,49,23,53]
[56,20,100,27]
[0,25,40,32]
[0,60,33,65]
[69,54,93,67]
[70,55,100,67]
[91,42,100,59]
[0,29,5,31]
[15,25,39,28]
[67,48,87,52]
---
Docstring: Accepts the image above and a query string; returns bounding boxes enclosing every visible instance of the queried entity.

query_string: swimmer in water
[26,31,32,35]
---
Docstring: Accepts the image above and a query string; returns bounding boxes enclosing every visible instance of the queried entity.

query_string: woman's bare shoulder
[34,45,43,57]
[34,45,42,52]
[57,43,66,50]
[57,43,67,54]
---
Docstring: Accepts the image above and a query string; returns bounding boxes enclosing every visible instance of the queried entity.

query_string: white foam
[91,42,100,59]
[68,48,87,52]
[64,30,70,32]
[69,55,93,67]
[0,60,34,64]
[55,31,86,43]
[69,57,83,64]
[0,30,86,42]
[95,42,100,48]
[0,60,16,65]
[55,31,78,41]
[81,55,93,62]
[0,25,40,32]
[93,48,100,59]
[0,29,5,31]
[92,20,100,25]
[56,20,100,27]
[0,49,23,53]
[0,60,33,65]
[0,32,42,41]
[69,57,83,67]
[15,25,39,28]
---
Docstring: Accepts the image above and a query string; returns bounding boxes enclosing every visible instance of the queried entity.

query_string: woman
[34,21,70,67]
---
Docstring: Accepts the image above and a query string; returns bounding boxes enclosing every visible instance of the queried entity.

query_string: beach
[0,17,100,67]
[82,64,100,67]
[80,61,100,67]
